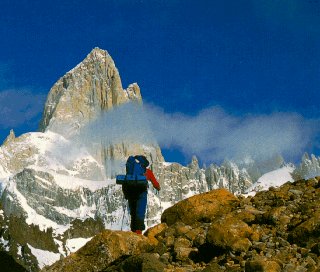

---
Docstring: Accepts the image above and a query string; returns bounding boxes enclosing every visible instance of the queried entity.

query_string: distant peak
[3,129,15,145]
[65,47,114,76]
[86,47,110,61]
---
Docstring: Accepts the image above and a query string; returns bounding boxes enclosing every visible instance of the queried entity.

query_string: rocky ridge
[44,177,320,272]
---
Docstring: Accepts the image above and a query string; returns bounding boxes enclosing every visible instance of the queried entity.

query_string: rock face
[39,47,163,165]
[44,177,320,272]
[39,47,141,135]
[205,160,252,193]
[293,153,320,180]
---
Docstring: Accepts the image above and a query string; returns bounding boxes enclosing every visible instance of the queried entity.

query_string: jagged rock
[205,160,252,193]
[3,129,15,145]
[161,189,238,226]
[42,230,152,272]
[293,153,320,180]
[39,48,141,135]
[144,223,167,246]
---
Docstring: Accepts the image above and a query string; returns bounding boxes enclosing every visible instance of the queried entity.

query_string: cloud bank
[78,102,319,164]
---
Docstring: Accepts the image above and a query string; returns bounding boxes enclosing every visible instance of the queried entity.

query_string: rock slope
[44,177,320,272]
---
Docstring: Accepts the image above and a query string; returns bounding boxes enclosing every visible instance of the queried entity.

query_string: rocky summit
[43,177,320,272]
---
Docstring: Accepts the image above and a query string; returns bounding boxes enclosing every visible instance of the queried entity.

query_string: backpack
[116,155,150,198]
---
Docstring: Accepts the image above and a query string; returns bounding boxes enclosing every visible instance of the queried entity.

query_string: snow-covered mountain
[292,153,320,180]
[0,48,317,271]
[244,165,295,196]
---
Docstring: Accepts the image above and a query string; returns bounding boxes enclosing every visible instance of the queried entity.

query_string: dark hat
[134,155,150,168]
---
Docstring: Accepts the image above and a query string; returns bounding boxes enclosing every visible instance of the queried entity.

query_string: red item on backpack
[145,169,160,191]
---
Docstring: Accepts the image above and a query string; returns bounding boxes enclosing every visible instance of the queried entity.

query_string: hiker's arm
[145,169,160,191]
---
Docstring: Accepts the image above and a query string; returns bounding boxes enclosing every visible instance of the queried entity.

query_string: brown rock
[289,211,320,245]
[43,230,152,272]
[161,189,239,226]
[107,253,166,272]
[173,237,193,261]
[174,222,193,237]
[245,257,282,272]
[185,226,205,242]
[144,223,168,246]
[202,262,226,271]
[207,215,252,252]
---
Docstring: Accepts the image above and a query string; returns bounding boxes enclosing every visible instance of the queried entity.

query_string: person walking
[120,155,160,234]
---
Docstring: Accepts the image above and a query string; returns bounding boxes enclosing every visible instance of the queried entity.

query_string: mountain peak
[77,47,111,67]
[90,46,107,54]
[39,48,142,135]
[88,47,109,59]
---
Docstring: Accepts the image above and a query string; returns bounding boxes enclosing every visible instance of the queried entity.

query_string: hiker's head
[135,155,150,169]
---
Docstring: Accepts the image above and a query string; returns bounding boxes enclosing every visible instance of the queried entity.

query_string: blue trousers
[127,190,147,231]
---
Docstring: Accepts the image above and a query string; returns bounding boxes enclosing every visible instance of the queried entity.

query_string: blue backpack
[116,155,149,187]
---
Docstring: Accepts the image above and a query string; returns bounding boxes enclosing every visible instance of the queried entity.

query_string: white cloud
[77,102,319,164]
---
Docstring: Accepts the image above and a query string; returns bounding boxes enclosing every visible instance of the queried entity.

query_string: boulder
[105,253,166,272]
[245,257,282,272]
[289,211,320,245]
[144,223,167,246]
[207,215,253,252]
[161,189,239,226]
[43,230,152,272]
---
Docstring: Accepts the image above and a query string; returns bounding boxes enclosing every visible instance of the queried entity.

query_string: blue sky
[1,0,320,165]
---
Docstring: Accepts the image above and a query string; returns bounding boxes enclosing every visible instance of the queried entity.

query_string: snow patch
[53,173,113,191]
[17,245,22,257]
[54,239,66,258]
[65,237,92,254]
[27,244,61,269]
[244,165,295,196]
[0,237,9,251]
[53,204,97,219]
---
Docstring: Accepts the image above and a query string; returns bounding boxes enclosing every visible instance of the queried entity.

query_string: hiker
[117,155,160,234]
